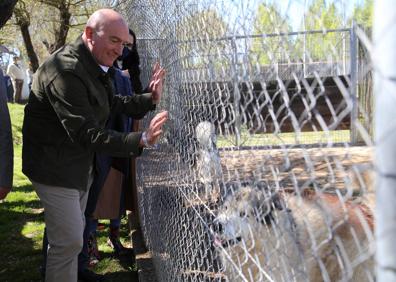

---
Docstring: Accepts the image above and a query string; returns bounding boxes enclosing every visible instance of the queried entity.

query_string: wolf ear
[271,193,284,211]
[252,193,284,225]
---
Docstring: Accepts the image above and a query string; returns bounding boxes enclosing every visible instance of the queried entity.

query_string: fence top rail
[136,28,352,43]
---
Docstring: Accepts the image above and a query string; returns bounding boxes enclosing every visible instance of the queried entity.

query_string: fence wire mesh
[122,0,376,281]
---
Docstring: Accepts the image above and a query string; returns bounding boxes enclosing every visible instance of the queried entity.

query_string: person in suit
[0,67,13,201]
[23,8,167,282]
[79,66,135,272]
[84,29,145,266]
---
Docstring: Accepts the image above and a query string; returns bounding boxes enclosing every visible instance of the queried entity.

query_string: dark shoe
[107,235,129,256]
[88,253,99,267]
[78,269,105,282]
[108,227,129,256]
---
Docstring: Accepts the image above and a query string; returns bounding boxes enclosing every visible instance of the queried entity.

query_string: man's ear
[85,26,94,44]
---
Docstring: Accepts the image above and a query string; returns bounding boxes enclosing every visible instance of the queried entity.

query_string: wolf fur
[214,185,375,282]
[195,121,223,199]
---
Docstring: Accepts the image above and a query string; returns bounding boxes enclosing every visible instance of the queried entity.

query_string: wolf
[214,184,375,282]
[194,121,223,200]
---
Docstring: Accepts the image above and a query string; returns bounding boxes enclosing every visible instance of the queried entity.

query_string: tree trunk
[48,1,71,54]
[0,0,18,29]
[19,22,40,72]
[14,1,40,72]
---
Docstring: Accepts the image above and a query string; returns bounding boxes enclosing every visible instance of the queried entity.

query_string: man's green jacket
[22,36,155,190]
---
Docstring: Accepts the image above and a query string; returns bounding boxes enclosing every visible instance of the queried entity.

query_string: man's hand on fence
[140,111,168,148]
[149,62,166,104]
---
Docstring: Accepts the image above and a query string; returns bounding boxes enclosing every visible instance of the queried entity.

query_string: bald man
[22,9,167,282]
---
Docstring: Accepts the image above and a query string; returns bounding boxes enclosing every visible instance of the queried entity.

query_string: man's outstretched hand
[140,111,168,147]
[149,62,166,104]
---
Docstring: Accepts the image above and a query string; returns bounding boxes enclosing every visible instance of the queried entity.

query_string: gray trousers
[33,176,92,282]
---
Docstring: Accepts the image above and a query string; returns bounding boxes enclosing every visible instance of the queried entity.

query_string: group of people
[0,8,168,282]
[5,56,32,103]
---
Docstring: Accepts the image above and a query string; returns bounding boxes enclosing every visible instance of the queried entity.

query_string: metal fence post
[350,21,359,144]
[231,37,241,146]
[374,1,396,281]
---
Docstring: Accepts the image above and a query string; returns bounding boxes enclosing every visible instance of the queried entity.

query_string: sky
[207,0,367,33]
[184,0,369,62]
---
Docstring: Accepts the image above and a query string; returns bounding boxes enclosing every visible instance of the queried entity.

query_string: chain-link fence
[122,0,377,281]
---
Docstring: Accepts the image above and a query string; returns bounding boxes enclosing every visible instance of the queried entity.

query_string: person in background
[23,8,167,282]
[0,5,14,202]
[82,62,136,270]
[4,73,14,102]
[6,56,24,103]
[0,66,13,201]
[118,29,144,94]
[26,61,34,91]
[84,28,145,267]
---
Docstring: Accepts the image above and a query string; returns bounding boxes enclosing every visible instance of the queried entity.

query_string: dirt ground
[129,213,158,282]
[220,145,374,195]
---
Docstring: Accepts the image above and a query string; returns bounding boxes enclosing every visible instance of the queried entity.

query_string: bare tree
[1,0,108,69]
[0,0,18,29]
[14,0,40,71]
[40,0,72,54]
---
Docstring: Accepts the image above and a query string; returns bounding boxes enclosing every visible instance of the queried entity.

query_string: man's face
[89,22,130,67]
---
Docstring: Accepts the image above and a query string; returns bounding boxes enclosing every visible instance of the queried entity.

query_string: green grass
[217,128,351,147]
[0,103,136,282]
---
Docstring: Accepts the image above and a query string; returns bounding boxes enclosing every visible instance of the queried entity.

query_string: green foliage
[304,0,343,30]
[0,0,108,65]
[251,3,290,65]
[299,0,344,62]
[352,0,373,29]
[177,9,229,71]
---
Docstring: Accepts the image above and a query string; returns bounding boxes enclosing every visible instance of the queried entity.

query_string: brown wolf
[214,185,375,282]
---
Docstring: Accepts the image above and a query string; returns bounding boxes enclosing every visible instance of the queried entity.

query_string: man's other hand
[148,62,165,104]
[141,111,168,147]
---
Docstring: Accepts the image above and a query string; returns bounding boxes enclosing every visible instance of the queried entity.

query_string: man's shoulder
[38,44,86,83]
[48,44,83,70]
